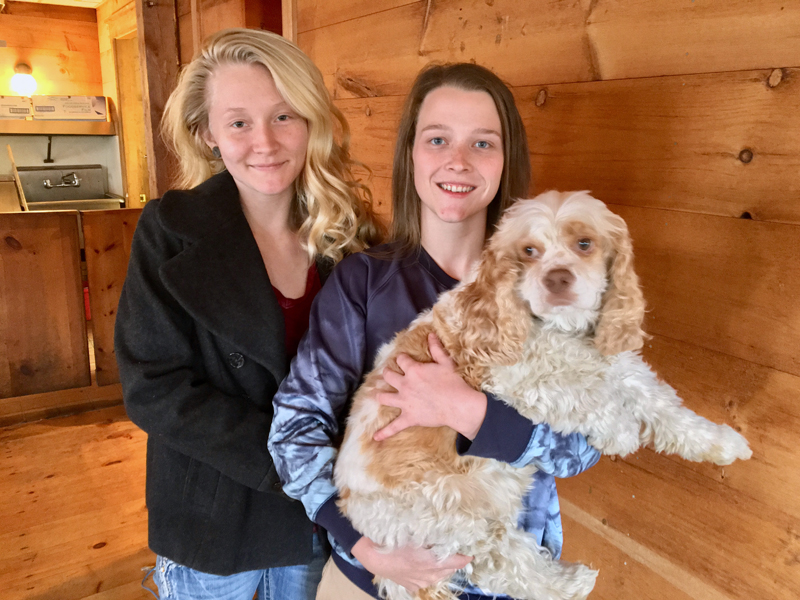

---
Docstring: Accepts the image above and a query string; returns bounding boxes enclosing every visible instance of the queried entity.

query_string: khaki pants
[316,557,375,600]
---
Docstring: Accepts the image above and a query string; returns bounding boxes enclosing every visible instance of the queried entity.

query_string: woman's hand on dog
[351,535,472,592]
[374,333,487,441]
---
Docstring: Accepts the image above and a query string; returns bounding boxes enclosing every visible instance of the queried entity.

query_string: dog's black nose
[544,268,575,294]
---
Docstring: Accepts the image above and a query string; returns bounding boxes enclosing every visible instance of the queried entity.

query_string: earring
[212,146,221,158]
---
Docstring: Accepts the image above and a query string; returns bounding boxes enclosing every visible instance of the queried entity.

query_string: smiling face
[412,86,505,233]
[202,62,309,207]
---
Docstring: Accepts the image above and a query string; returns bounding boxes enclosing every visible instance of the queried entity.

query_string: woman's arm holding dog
[268,257,470,586]
[375,334,601,477]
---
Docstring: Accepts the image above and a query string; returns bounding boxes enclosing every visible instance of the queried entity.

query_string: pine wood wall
[0,1,102,97]
[294,1,800,599]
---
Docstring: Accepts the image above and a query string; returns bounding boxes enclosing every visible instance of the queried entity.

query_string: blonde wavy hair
[161,28,382,261]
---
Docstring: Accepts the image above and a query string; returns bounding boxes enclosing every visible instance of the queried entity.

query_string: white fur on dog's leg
[585,411,641,457]
[470,528,597,600]
[643,404,752,465]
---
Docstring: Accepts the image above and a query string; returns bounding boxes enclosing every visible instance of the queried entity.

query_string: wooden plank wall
[295,1,800,599]
[177,0,283,65]
[83,209,142,387]
[0,1,102,97]
[0,212,90,398]
[0,208,139,426]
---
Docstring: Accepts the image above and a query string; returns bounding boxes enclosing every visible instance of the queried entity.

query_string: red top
[271,263,322,358]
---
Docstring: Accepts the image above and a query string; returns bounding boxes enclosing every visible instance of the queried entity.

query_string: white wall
[1,135,123,197]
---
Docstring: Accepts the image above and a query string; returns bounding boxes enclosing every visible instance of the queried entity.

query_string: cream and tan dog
[334,191,752,600]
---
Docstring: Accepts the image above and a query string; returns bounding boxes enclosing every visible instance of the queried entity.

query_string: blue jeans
[153,534,327,600]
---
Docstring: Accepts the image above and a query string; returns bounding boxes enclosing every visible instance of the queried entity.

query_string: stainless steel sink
[16,164,124,211]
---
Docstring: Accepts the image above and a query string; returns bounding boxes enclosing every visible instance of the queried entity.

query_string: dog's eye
[577,239,593,252]
[524,246,536,257]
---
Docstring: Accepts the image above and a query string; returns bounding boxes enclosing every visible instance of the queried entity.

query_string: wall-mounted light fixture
[10,63,37,96]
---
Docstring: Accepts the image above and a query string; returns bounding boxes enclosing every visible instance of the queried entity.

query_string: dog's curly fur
[334,191,752,600]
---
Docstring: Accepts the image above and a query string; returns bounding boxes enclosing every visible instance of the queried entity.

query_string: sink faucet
[43,172,81,189]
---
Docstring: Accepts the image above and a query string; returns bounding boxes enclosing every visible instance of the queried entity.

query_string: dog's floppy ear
[594,213,646,355]
[436,241,530,370]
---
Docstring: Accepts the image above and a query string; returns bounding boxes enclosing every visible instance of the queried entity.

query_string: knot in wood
[535,88,548,107]
[767,68,784,88]
[738,148,754,164]
[5,236,22,250]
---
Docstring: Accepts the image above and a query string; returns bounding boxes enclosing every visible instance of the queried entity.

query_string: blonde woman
[114,28,381,600]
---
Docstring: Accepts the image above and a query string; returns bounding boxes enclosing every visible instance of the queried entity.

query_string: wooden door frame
[135,0,180,198]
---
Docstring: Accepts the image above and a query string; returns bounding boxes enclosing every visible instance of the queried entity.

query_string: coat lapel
[158,172,289,383]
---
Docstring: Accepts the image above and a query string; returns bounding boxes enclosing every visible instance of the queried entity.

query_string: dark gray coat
[115,171,329,575]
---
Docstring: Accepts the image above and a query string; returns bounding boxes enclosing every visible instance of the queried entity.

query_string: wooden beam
[190,0,201,57]
[282,0,297,42]
[0,383,123,427]
[82,209,142,387]
[136,0,181,198]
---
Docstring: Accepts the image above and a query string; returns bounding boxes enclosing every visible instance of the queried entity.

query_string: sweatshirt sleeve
[457,393,601,478]
[115,201,277,491]
[268,255,370,551]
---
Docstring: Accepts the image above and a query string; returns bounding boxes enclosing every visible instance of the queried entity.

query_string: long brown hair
[390,63,531,249]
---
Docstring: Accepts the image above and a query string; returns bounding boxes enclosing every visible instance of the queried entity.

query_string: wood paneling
[640,334,799,520]
[620,205,800,377]
[368,175,392,225]
[0,180,22,213]
[523,69,800,224]
[297,0,416,33]
[339,68,800,224]
[136,0,181,198]
[82,209,142,387]
[0,213,90,398]
[0,406,153,600]
[338,96,403,179]
[586,0,800,80]
[281,0,297,42]
[300,0,800,99]
[115,37,150,205]
[297,0,800,598]
[246,0,282,34]
[3,0,97,22]
[198,0,246,40]
[560,504,701,600]
[0,5,102,97]
[300,1,590,99]
[177,0,277,62]
[560,452,799,600]
[2,15,101,54]
[0,382,123,427]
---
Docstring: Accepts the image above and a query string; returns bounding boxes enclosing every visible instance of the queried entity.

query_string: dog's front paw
[707,425,752,465]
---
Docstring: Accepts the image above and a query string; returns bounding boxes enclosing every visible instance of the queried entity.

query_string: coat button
[228,352,245,369]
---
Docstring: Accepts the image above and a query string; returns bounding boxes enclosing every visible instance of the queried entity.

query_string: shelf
[0,120,116,136]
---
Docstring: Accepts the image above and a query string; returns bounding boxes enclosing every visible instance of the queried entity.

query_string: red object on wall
[83,281,91,321]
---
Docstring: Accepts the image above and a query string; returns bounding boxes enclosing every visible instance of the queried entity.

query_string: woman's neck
[238,186,310,298]
[420,218,487,281]
[238,187,294,238]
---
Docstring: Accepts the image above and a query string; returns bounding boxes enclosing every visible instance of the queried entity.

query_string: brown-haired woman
[269,63,600,599]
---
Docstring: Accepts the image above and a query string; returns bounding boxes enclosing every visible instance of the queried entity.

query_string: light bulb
[11,64,37,96]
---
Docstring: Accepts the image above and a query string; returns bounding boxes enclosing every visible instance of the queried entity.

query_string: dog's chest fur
[485,325,633,426]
